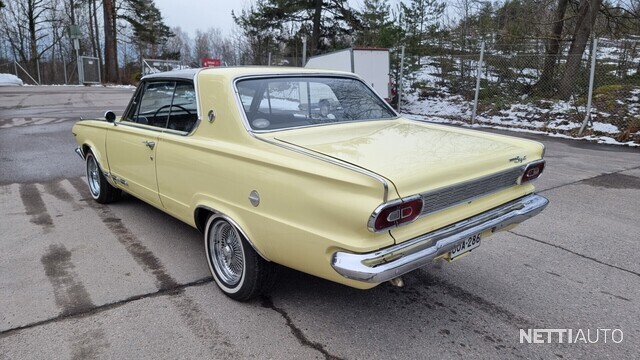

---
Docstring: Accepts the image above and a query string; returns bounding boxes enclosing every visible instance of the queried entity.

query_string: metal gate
[79,56,101,84]
[142,59,182,76]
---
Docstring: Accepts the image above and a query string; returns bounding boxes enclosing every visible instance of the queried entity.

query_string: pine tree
[357,0,401,48]
[233,0,359,58]
[121,0,173,58]
[401,0,445,60]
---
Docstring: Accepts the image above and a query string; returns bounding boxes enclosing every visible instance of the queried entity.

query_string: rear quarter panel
[154,72,394,288]
[72,120,112,177]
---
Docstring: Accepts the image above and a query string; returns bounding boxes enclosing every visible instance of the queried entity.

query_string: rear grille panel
[419,167,524,217]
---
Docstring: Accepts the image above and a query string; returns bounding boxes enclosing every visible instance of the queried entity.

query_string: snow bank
[0,73,24,86]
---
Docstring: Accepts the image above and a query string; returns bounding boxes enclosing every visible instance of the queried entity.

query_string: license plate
[447,233,481,261]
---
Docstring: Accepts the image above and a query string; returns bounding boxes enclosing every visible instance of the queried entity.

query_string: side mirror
[105,111,116,123]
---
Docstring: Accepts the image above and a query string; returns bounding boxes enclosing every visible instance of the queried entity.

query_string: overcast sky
[153,0,370,38]
[153,0,252,37]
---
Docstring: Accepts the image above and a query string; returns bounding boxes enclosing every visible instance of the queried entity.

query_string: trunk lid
[272,119,543,199]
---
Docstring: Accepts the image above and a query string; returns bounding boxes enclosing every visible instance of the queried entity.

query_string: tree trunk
[311,0,322,55]
[555,0,602,100]
[88,2,97,57]
[69,0,75,23]
[536,0,569,95]
[27,0,39,76]
[91,0,103,81]
[103,0,119,83]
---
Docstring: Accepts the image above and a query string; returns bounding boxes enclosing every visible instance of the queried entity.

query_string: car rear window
[236,76,396,131]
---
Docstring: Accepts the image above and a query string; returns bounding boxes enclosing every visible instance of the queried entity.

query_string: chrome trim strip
[231,73,399,134]
[195,206,269,260]
[257,136,391,202]
[110,174,128,186]
[189,68,203,136]
[74,147,85,161]
[230,73,394,202]
[332,194,549,283]
[417,165,526,218]
[116,75,202,137]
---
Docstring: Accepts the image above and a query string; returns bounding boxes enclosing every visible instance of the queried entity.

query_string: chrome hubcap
[87,156,100,197]
[210,221,244,286]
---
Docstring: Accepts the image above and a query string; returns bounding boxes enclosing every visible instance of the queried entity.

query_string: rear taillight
[520,160,545,184]
[369,196,423,232]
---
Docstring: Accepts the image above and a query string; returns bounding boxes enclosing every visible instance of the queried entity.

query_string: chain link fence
[79,56,101,84]
[397,38,640,144]
[141,59,184,76]
[0,59,81,85]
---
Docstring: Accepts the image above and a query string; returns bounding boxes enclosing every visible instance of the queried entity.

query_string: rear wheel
[204,215,276,301]
[85,151,121,204]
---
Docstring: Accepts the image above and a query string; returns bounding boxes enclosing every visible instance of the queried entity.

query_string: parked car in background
[72,67,548,301]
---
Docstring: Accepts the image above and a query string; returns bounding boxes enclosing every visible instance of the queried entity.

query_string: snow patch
[0,73,23,86]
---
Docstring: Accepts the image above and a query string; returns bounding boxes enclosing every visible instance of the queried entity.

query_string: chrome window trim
[231,73,400,134]
[254,136,391,203]
[116,73,202,137]
[230,73,393,203]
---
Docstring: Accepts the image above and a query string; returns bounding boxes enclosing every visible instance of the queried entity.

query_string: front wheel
[204,216,276,301]
[85,151,121,204]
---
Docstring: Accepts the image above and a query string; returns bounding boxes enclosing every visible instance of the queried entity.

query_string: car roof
[141,66,355,82]
[142,68,199,81]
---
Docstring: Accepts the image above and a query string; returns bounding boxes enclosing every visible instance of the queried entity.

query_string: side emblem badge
[509,156,527,163]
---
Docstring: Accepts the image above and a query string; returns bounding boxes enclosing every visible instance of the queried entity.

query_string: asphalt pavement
[1,85,639,359]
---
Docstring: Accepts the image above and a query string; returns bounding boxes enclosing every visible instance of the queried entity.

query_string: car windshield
[236,76,396,131]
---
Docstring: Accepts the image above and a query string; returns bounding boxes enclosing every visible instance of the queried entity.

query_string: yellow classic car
[72,67,548,301]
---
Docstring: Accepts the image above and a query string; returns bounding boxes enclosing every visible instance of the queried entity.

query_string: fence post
[579,38,598,136]
[77,58,82,84]
[14,61,40,85]
[268,52,272,66]
[14,60,18,76]
[36,58,42,84]
[471,41,485,124]
[63,57,68,85]
[397,46,405,112]
[79,56,85,84]
[302,37,307,66]
[97,57,102,84]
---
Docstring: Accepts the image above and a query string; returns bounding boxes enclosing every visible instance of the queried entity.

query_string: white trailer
[304,48,392,101]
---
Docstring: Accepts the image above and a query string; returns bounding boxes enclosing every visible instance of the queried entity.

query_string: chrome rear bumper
[331,194,548,283]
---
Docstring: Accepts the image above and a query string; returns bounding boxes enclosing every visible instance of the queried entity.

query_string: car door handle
[142,140,155,150]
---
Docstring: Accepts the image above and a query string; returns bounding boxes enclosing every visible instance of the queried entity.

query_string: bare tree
[556,0,603,99]
[536,0,570,94]
[0,0,57,78]
[103,0,118,82]
[193,29,211,66]
[164,26,193,64]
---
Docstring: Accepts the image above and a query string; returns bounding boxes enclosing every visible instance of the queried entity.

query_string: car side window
[137,81,176,128]
[122,80,197,133]
[123,81,175,128]
[166,82,198,133]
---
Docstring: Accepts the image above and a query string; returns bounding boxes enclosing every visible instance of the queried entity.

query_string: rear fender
[193,198,270,262]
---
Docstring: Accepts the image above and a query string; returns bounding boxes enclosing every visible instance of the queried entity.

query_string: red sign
[202,58,221,67]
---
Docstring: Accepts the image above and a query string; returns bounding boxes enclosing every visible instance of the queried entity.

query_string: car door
[105,80,175,208]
